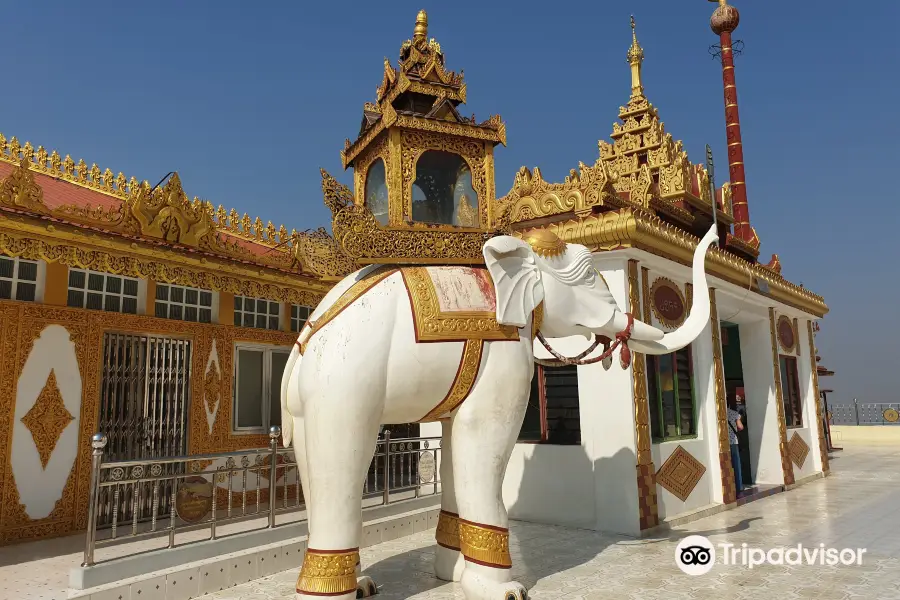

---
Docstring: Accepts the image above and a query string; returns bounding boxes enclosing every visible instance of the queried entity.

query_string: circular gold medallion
[883,408,899,423]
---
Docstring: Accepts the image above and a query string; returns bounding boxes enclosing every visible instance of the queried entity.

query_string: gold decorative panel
[655,445,707,503]
[788,432,810,469]
[20,370,74,469]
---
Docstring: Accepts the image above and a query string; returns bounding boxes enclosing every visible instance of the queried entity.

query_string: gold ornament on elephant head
[523,228,567,259]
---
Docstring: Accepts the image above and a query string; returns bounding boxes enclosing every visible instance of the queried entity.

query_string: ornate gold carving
[649,277,687,329]
[655,445,707,502]
[535,208,828,318]
[640,267,652,322]
[884,408,899,423]
[628,260,651,466]
[300,267,399,355]
[806,321,830,473]
[128,173,212,248]
[435,510,461,550]
[296,548,359,595]
[0,158,48,214]
[502,162,618,223]
[0,133,298,262]
[709,291,732,457]
[0,225,326,307]
[769,308,794,485]
[293,228,358,281]
[419,340,483,421]
[532,302,544,340]
[458,519,512,568]
[788,432,810,469]
[401,267,518,342]
[20,370,74,470]
[522,228,566,259]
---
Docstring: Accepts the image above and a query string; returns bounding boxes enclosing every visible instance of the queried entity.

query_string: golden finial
[626,15,645,98]
[414,10,428,41]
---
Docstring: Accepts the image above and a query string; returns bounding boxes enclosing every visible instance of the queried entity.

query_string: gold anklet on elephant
[435,510,461,550]
[296,548,360,595]
[458,518,512,569]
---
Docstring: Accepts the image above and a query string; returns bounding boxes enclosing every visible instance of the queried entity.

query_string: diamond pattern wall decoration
[656,445,707,502]
[20,370,75,469]
[788,431,810,469]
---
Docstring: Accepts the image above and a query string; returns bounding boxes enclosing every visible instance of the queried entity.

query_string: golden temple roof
[341,10,506,169]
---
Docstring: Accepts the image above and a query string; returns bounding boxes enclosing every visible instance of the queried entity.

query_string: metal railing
[82,427,441,567]
[829,401,900,426]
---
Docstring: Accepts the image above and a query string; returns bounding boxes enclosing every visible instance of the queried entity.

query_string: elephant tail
[280,344,301,447]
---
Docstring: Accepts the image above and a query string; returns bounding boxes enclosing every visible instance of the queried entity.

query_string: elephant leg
[451,363,531,600]
[434,418,465,582]
[295,399,382,600]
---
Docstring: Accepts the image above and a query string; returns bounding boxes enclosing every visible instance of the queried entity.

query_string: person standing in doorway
[727,394,745,494]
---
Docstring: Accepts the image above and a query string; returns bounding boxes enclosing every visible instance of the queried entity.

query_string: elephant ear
[483,236,544,328]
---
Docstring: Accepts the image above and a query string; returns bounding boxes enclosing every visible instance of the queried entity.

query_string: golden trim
[523,228,566,258]
[649,276,687,329]
[401,267,519,342]
[300,267,398,354]
[541,208,827,317]
[628,260,651,466]
[458,520,512,568]
[0,218,328,307]
[20,370,74,470]
[769,308,794,485]
[806,321,830,473]
[788,431,810,469]
[532,302,544,341]
[709,290,730,459]
[296,548,359,595]
[435,510,461,550]
[640,267,652,322]
[419,340,483,421]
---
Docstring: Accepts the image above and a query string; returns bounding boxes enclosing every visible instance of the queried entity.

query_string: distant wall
[830,426,900,445]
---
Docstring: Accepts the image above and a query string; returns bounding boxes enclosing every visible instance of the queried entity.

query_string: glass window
[67,268,139,314]
[0,256,41,302]
[233,344,291,432]
[647,347,697,441]
[155,284,215,323]
[290,305,312,333]
[411,151,480,227]
[365,159,389,226]
[517,364,580,445]
[780,355,803,428]
[234,296,281,330]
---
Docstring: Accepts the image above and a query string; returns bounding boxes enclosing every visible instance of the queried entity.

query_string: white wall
[11,324,82,520]
[738,318,785,486]
[791,318,822,478]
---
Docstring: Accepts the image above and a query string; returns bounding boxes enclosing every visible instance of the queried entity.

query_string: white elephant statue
[281,225,718,600]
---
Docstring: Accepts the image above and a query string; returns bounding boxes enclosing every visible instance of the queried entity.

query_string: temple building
[0,141,343,544]
[501,6,830,534]
[0,2,831,548]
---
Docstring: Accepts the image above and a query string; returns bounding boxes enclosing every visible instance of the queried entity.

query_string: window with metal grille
[67,268,140,314]
[234,296,281,330]
[233,343,291,432]
[517,364,581,445]
[647,347,697,441]
[0,256,42,302]
[290,305,312,332]
[155,284,215,323]
[780,355,803,428]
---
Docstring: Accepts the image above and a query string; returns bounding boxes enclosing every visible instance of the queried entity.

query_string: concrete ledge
[70,494,440,594]
[785,471,825,491]
[830,425,900,445]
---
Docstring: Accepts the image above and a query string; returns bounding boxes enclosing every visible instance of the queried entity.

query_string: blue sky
[7,1,898,404]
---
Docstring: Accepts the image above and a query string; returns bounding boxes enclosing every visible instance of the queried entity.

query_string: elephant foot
[434,545,465,582]
[461,565,527,600]
[355,575,378,598]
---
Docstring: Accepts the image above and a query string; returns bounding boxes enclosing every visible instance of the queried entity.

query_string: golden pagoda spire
[413,9,428,42]
[626,15,645,99]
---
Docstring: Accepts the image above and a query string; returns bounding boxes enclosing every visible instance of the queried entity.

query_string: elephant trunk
[617,225,718,356]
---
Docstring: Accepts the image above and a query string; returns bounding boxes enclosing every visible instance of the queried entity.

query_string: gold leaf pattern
[20,370,74,470]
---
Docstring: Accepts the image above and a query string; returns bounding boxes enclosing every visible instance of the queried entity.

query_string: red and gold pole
[710,0,756,249]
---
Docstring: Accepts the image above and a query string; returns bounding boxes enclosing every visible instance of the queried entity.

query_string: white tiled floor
[2,445,899,600]
[204,446,900,600]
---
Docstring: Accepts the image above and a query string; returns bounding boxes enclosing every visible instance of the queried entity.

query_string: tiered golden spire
[413,9,428,41]
[626,16,645,99]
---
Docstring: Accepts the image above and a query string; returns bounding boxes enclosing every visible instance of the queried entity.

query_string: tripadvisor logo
[675,535,867,575]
